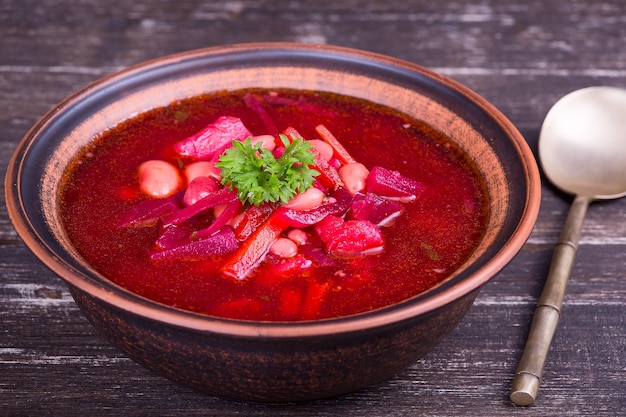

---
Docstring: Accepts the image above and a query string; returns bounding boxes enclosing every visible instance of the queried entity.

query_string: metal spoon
[510,86,626,406]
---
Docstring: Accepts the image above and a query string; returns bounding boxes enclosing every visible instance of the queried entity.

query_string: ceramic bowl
[5,43,540,403]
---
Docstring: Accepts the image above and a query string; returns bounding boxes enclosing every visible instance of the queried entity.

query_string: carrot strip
[220,211,288,281]
[311,150,343,190]
[233,202,279,241]
[315,124,356,164]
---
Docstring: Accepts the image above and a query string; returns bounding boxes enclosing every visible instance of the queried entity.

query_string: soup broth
[59,88,489,321]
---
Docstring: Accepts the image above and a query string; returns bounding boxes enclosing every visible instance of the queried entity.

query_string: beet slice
[118,196,179,227]
[274,187,353,228]
[172,116,252,160]
[349,193,405,226]
[366,166,425,201]
[163,187,237,226]
[314,215,383,257]
[150,226,238,260]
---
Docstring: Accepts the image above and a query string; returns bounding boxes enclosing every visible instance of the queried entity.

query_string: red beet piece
[274,187,353,228]
[267,254,314,278]
[172,116,252,160]
[366,166,425,201]
[311,149,343,190]
[150,226,238,260]
[118,196,179,227]
[314,215,384,257]
[349,193,405,227]
[195,198,242,238]
[298,244,337,268]
[163,187,237,226]
[155,224,193,250]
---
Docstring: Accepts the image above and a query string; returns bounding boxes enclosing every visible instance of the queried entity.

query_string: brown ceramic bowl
[5,43,540,403]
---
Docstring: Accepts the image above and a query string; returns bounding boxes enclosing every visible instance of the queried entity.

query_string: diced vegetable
[233,202,279,241]
[298,244,338,268]
[254,254,313,286]
[154,224,192,250]
[125,119,424,289]
[220,212,289,281]
[119,195,179,227]
[310,149,344,190]
[366,166,425,201]
[274,186,353,228]
[315,124,357,164]
[314,215,384,257]
[163,187,238,226]
[150,226,238,260]
[349,193,405,227]
[195,198,242,238]
[172,116,253,160]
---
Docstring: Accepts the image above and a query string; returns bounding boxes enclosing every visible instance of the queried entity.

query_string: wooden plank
[3,0,626,415]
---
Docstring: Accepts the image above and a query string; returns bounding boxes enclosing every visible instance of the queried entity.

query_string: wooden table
[3,1,626,415]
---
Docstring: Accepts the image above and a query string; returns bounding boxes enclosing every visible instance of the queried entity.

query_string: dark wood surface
[3,1,626,415]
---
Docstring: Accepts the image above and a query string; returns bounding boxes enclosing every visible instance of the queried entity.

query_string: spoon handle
[510,194,590,406]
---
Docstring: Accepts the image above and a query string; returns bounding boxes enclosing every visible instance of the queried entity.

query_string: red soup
[59,88,489,321]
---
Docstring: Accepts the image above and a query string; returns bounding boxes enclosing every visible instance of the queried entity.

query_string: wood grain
[3,0,626,415]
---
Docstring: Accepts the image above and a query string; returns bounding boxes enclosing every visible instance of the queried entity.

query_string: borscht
[59,88,489,321]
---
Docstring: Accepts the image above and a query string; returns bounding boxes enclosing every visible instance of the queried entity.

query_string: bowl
[5,43,540,403]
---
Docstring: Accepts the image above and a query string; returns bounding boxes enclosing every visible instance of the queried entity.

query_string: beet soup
[59,88,489,321]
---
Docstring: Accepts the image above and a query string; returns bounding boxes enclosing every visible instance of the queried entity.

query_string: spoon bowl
[511,86,626,406]
[539,86,626,198]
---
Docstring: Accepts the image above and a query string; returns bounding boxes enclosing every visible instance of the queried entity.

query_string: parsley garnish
[216,134,319,206]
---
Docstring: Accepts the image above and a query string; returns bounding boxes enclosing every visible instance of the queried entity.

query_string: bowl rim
[5,42,541,338]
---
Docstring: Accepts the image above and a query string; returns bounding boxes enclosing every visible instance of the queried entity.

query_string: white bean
[338,162,369,194]
[269,237,298,258]
[287,229,309,245]
[183,161,219,183]
[138,160,181,198]
[250,134,276,152]
[308,139,333,161]
[283,187,325,211]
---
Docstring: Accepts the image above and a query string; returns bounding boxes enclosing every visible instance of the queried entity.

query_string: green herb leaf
[215,134,319,206]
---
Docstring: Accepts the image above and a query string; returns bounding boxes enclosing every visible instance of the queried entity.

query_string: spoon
[510,86,626,406]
